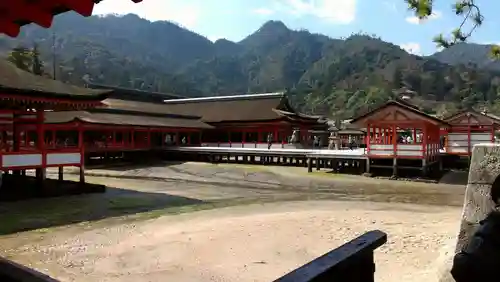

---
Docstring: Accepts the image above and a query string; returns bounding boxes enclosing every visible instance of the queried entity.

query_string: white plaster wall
[398,144,421,151]
[46,153,81,165]
[370,144,392,150]
[397,150,423,156]
[471,133,491,141]
[3,154,42,168]
[369,150,393,156]
[448,134,468,142]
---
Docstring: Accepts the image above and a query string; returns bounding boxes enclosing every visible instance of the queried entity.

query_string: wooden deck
[162,146,454,177]
[165,146,368,159]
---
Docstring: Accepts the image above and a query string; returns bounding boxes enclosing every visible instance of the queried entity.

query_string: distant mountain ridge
[2,13,500,118]
[429,42,500,71]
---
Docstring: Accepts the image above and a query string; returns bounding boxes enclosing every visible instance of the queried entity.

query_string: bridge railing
[274,230,387,282]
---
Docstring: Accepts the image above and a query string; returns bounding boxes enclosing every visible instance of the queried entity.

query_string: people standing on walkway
[349,137,357,150]
[313,136,320,149]
[267,133,273,149]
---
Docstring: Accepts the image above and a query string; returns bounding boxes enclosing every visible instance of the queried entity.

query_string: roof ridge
[88,83,186,98]
[162,92,285,104]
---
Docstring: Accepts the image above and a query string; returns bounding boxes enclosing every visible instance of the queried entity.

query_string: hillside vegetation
[2,13,500,118]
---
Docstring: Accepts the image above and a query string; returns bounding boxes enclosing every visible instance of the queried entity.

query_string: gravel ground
[0,162,466,282]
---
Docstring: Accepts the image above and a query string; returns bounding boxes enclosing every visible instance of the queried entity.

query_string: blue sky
[93,0,500,55]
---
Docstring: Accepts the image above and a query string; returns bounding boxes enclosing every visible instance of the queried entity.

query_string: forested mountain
[430,43,500,72]
[2,13,500,118]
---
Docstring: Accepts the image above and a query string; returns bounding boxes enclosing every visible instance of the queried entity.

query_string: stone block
[438,144,500,281]
[468,143,500,184]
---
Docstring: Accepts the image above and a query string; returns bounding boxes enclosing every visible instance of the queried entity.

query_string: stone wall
[439,143,500,282]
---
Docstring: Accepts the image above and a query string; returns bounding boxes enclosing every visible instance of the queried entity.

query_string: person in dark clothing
[313,136,319,149]
[267,133,273,149]
[348,138,356,150]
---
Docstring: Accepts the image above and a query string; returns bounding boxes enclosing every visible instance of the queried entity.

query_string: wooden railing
[274,230,387,282]
[0,257,59,282]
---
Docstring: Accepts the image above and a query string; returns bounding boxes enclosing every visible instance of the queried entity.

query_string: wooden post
[58,166,63,181]
[242,130,246,148]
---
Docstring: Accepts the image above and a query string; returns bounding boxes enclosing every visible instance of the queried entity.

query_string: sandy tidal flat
[1,201,461,282]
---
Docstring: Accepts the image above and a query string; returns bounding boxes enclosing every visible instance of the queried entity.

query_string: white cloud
[92,0,201,29]
[405,10,442,24]
[276,0,357,24]
[253,7,275,16]
[383,1,397,13]
[400,42,421,55]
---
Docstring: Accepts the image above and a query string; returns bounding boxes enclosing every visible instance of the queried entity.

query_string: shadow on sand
[84,159,187,171]
[438,170,469,186]
[0,185,204,236]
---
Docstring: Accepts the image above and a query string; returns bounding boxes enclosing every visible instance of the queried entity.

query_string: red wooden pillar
[366,123,371,154]
[491,124,495,143]
[12,112,21,152]
[422,124,428,159]
[25,129,29,148]
[78,122,85,183]
[392,124,397,157]
[131,129,135,148]
[36,110,45,157]
[51,130,56,148]
[36,109,46,181]
[467,116,471,156]
[112,131,117,147]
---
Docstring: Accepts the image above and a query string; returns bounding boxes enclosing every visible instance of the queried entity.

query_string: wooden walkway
[162,146,453,176]
[165,146,368,159]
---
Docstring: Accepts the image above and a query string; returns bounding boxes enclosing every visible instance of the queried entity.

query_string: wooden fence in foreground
[274,230,387,282]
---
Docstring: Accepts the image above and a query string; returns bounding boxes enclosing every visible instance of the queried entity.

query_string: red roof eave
[0,0,143,37]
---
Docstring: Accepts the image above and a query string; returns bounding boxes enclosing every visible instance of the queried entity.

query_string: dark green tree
[31,43,44,76]
[7,46,32,72]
